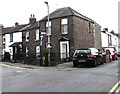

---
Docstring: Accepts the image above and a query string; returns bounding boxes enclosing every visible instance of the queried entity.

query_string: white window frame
[93,24,95,33]
[10,33,13,42]
[36,46,40,57]
[35,29,39,41]
[3,49,5,56]
[46,21,51,36]
[26,31,29,42]
[61,18,68,34]
[26,47,29,57]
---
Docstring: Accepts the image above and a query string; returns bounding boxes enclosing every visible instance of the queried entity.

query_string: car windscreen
[75,49,91,54]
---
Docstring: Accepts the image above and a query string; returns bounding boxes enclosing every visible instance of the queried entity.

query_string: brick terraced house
[22,15,40,64]
[2,7,101,65]
[2,15,40,63]
[39,7,101,64]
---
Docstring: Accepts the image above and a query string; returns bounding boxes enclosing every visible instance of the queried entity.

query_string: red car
[103,47,118,61]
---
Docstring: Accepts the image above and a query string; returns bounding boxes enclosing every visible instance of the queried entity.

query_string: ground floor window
[36,46,40,58]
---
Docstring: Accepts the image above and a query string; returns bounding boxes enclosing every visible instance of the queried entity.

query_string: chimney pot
[29,14,36,24]
[0,24,4,29]
[33,14,35,18]
[31,14,32,18]
[15,22,19,26]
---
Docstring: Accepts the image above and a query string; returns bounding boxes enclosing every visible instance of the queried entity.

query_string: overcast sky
[0,0,119,33]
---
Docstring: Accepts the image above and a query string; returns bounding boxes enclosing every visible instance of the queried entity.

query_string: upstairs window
[92,24,95,33]
[88,22,91,33]
[109,35,112,46]
[10,33,13,42]
[46,21,51,36]
[26,31,29,42]
[35,29,39,41]
[61,18,68,34]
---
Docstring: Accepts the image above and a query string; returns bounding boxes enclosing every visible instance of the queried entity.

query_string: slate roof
[9,42,22,47]
[40,7,94,22]
[2,27,13,34]
[21,21,39,31]
[2,21,39,34]
[2,24,28,34]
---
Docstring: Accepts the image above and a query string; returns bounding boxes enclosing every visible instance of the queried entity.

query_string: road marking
[108,80,120,94]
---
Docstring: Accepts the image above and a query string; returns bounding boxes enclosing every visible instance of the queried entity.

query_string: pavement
[1,61,73,70]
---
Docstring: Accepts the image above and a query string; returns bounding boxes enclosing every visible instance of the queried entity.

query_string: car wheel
[73,62,77,67]
[100,57,104,65]
[112,58,115,61]
[100,61,104,65]
[93,59,97,67]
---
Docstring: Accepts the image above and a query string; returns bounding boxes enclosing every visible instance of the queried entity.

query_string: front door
[60,41,69,59]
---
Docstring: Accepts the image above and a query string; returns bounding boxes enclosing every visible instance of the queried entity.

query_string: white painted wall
[3,32,22,60]
[13,32,22,42]
[101,31,119,51]
[111,34,119,51]
[101,32,108,47]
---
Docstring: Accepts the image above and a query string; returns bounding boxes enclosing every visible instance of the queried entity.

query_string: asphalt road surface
[1,60,119,93]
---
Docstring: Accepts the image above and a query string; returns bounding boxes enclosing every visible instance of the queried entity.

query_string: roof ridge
[67,7,75,15]
[68,7,93,22]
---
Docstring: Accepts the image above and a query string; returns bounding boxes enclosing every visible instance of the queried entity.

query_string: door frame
[60,41,70,59]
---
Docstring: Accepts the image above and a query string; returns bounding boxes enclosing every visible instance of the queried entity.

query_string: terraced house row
[1,7,118,65]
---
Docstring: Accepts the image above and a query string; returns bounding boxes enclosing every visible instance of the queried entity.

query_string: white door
[60,41,69,59]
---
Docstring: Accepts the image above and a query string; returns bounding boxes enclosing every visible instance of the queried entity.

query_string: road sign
[40,35,44,40]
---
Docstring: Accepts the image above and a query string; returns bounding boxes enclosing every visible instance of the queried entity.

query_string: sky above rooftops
[0,0,119,33]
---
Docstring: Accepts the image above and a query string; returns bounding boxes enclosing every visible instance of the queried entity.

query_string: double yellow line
[108,80,120,94]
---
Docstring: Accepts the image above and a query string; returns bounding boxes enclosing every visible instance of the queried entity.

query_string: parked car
[72,48,103,67]
[103,47,117,61]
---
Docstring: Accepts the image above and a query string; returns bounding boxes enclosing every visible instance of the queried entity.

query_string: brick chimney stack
[15,22,19,26]
[29,14,36,24]
[0,24,4,29]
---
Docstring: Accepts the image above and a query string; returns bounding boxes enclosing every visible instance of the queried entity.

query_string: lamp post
[44,1,51,66]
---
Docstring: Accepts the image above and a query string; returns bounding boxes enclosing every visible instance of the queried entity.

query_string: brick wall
[40,16,74,62]
[22,28,40,63]
[94,23,101,49]
[39,16,101,63]
[73,16,95,50]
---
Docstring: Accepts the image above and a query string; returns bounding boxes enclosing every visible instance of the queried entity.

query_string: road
[1,60,119,93]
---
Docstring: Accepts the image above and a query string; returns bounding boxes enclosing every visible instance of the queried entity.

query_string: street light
[44,1,51,66]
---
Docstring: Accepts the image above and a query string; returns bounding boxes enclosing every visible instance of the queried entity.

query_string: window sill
[25,41,29,42]
[62,33,68,35]
[35,39,39,42]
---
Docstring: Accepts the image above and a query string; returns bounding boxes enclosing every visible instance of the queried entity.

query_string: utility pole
[44,1,51,66]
